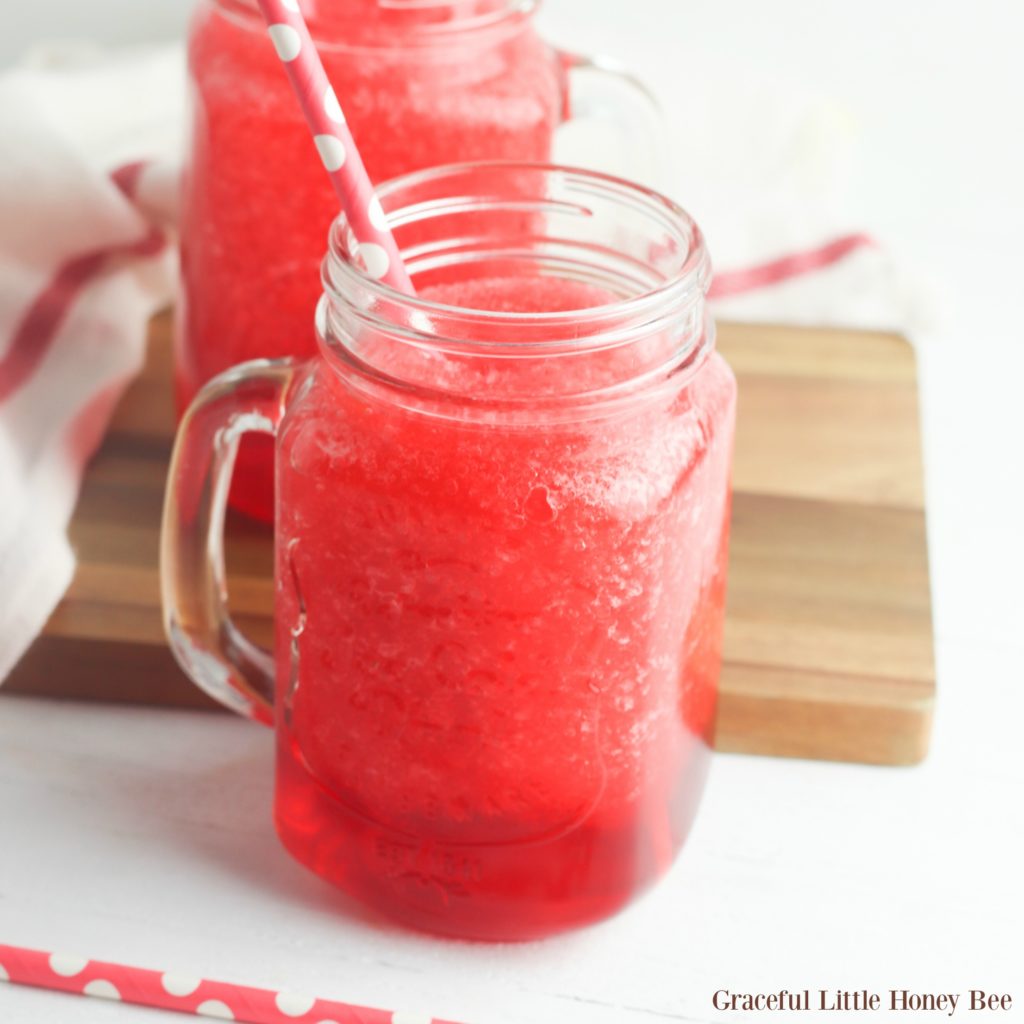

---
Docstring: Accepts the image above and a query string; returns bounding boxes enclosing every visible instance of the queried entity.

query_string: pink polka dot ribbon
[0,943,454,1024]
[256,0,414,294]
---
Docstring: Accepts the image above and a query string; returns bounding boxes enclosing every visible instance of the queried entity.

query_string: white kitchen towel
[0,46,182,681]
[0,42,920,683]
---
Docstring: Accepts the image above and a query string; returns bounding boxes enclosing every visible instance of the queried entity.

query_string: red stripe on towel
[0,163,165,403]
[709,232,877,299]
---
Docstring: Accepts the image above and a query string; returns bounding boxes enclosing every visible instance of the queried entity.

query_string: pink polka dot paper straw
[0,943,458,1024]
[256,0,414,294]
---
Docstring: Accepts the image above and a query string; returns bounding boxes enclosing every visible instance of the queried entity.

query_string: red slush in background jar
[163,164,736,940]
[178,0,663,519]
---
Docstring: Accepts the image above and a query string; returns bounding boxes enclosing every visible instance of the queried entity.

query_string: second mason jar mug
[178,0,666,520]
[162,163,736,941]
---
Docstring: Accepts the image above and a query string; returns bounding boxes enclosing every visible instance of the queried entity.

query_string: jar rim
[318,161,714,417]
[323,160,712,342]
[211,0,539,50]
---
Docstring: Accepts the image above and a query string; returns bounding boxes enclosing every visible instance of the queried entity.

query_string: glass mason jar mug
[179,0,666,520]
[162,164,737,941]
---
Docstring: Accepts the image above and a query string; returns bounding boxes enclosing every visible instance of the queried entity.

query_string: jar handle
[160,357,301,726]
[556,49,671,189]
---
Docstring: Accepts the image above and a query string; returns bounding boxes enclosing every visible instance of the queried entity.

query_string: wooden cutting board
[5,314,935,765]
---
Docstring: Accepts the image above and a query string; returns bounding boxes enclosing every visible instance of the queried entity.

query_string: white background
[2,2,1023,1023]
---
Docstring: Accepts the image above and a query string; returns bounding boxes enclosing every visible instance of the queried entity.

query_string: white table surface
[2,1,1023,1022]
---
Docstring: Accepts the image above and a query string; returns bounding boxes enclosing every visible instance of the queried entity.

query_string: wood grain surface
[5,314,936,765]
